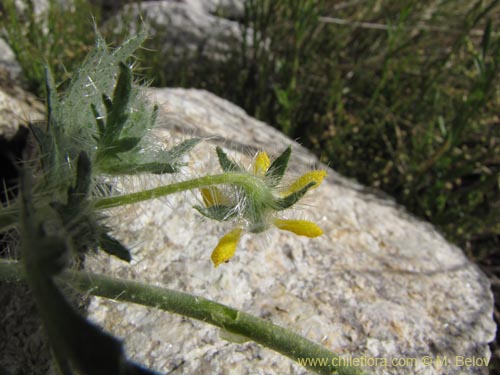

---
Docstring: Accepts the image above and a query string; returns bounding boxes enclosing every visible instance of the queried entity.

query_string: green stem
[1,173,268,228]
[93,172,266,210]
[0,259,366,375]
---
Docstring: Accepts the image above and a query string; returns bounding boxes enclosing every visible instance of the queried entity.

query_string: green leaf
[68,152,92,203]
[99,138,201,175]
[216,146,242,172]
[106,138,201,174]
[274,181,316,210]
[194,205,237,221]
[98,233,131,262]
[20,184,156,374]
[164,138,201,161]
[112,137,142,154]
[47,152,130,262]
[97,160,174,175]
[265,146,291,186]
[91,104,106,139]
[102,93,113,115]
[112,31,147,62]
[105,62,132,140]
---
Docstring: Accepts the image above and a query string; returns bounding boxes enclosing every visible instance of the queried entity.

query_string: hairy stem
[0,259,366,375]
[93,172,267,210]
[0,173,267,229]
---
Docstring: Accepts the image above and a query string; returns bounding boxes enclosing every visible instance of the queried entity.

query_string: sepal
[265,146,291,186]
[274,181,316,210]
[216,146,242,172]
[194,205,237,222]
[98,232,132,262]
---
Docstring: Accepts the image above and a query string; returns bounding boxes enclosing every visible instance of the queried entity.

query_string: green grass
[121,0,500,266]
[0,0,99,95]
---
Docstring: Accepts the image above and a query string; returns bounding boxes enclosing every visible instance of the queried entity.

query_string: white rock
[85,87,496,375]
[110,0,249,62]
[0,38,22,81]
[0,82,44,136]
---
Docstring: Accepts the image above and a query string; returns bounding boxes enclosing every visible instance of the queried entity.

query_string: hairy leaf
[265,146,291,186]
[216,146,242,172]
[274,181,316,210]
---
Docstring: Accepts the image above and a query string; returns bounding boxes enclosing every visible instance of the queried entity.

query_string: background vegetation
[132,0,500,266]
[2,0,500,371]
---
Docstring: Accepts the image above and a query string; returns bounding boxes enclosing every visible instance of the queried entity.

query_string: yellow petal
[253,151,271,175]
[200,187,231,207]
[211,228,243,267]
[274,219,323,238]
[281,170,327,196]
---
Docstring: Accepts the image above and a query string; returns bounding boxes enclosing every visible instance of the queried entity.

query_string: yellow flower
[253,151,271,175]
[273,219,323,237]
[199,147,326,267]
[211,228,243,267]
[279,170,326,197]
[200,187,232,207]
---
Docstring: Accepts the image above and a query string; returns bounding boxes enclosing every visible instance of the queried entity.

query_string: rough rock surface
[0,80,44,138]
[110,0,247,61]
[85,87,496,375]
[0,38,22,82]
[0,37,44,136]
[94,0,244,18]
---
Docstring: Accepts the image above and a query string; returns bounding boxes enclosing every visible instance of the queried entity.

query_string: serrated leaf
[216,146,242,172]
[274,181,316,210]
[265,146,291,186]
[98,233,131,262]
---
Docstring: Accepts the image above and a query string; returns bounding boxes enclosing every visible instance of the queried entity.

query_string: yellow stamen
[253,151,271,175]
[274,219,323,238]
[211,228,243,267]
[281,170,327,196]
[200,187,231,207]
